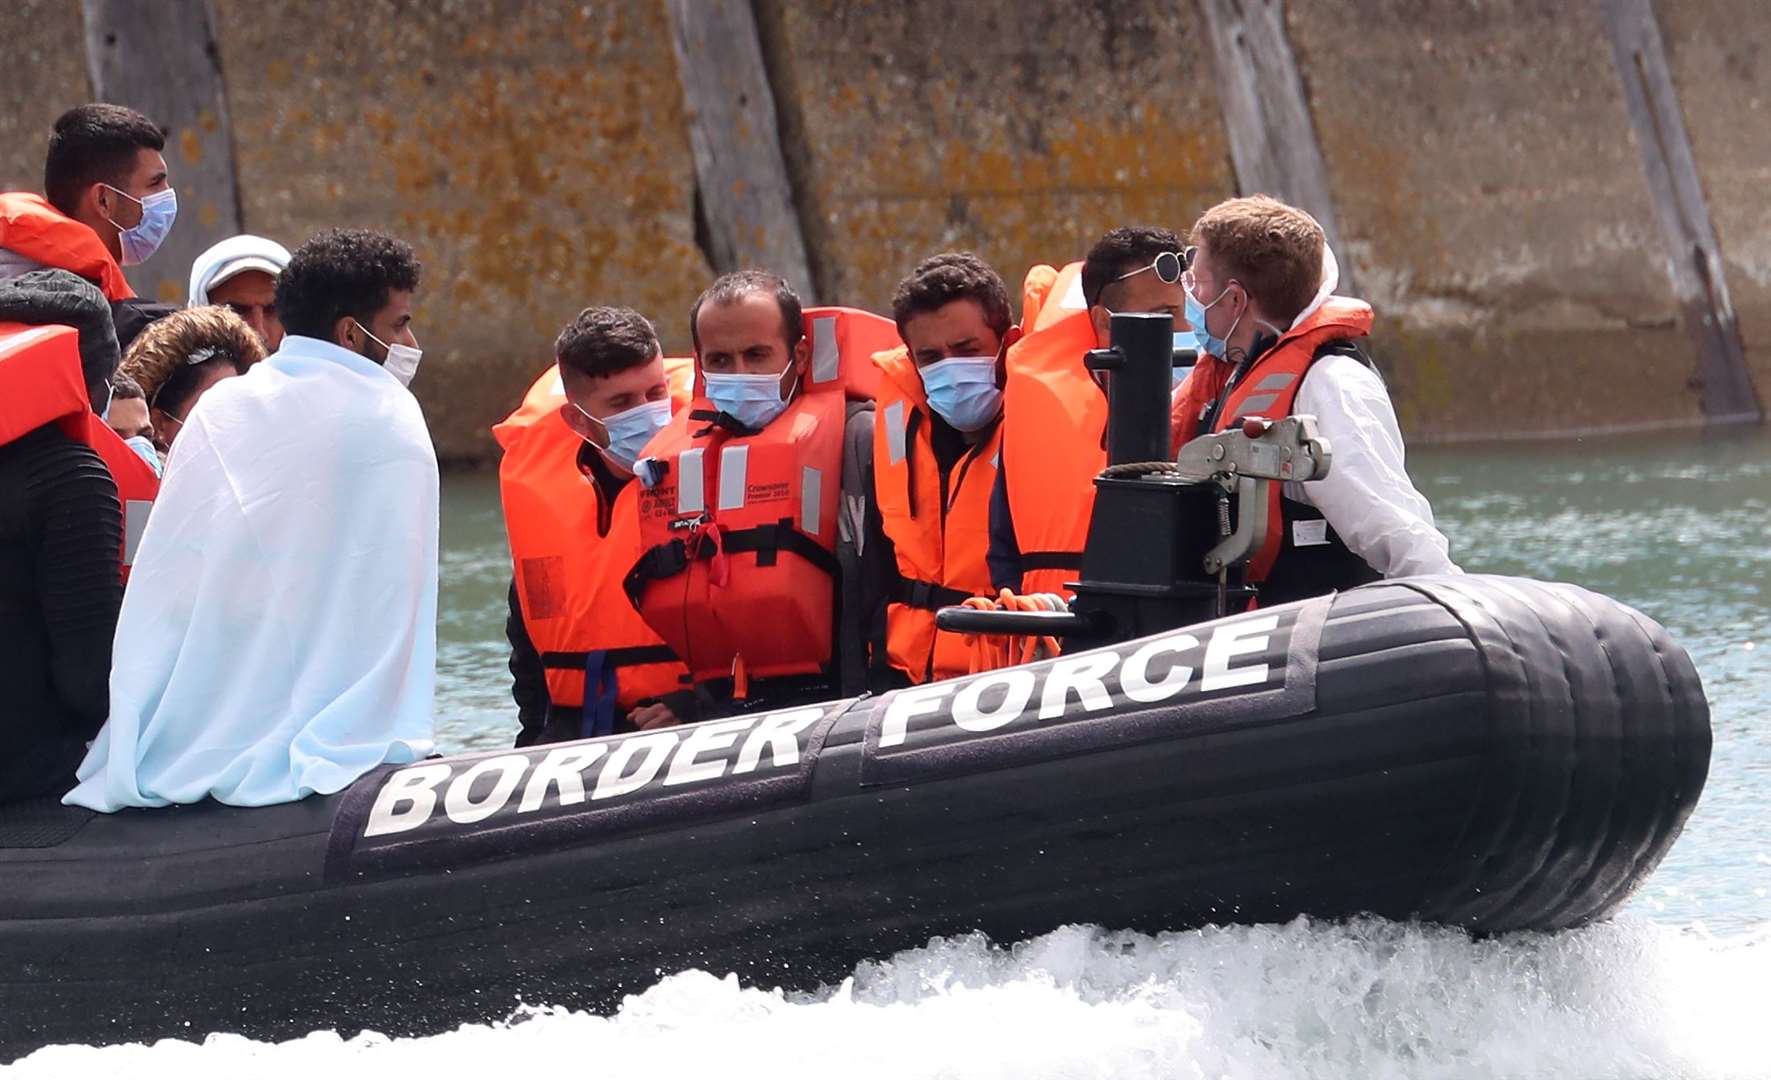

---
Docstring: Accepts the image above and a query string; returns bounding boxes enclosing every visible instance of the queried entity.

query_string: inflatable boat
[0,574,1711,1055]
[0,315,1711,1056]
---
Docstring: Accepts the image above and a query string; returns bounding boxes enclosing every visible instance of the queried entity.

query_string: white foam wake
[12,916,1770,1080]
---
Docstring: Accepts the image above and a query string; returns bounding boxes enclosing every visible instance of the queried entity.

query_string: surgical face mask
[1182,281,1238,361]
[355,320,424,387]
[102,185,177,266]
[704,369,796,430]
[124,434,163,478]
[574,398,671,470]
[919,355,1001,432]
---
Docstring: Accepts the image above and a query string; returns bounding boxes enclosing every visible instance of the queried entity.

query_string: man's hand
[628,702,683,730]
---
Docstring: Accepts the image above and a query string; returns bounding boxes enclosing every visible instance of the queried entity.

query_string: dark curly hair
[890,252,1012,339]
[556,306,660,381]
[689,269,803,354]
[1081,225,1182,309]
[44,103,165,216]
[276,228,422,341]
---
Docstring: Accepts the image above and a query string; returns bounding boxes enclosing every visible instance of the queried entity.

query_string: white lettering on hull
[360,615,1287,841]
[363,706,827,839]
[877,616,1279,750]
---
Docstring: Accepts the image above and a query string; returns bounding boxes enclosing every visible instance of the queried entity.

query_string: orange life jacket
[998,261,1104,597]
[493,357,695,731]
[0,193,135,301]
[0,322,157,581]
[628,307,897,688]
[1205,297,1378,586]
[871,345,1001,683]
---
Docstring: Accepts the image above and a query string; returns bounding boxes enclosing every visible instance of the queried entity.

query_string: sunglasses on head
[148,346,225,410]
[1111,248,1194,287]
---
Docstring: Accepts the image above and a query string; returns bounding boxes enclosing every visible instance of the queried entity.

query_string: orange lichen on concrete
[763,0,1237,318]
[213,0,712,461]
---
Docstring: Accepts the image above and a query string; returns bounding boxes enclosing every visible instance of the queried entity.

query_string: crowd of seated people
[0,100,1457,813]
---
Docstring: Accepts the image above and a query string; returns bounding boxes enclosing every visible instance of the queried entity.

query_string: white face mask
[355,320,423,387]
[102,185,178,266]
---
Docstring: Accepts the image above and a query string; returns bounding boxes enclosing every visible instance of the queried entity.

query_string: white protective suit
[65,335,438,811]
[1282,249,1459,577]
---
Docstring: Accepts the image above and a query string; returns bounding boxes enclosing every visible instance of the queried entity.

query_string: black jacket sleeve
[505,579,552,748]
[986,460,1023,593]
[835,404,901,696]
[35,439,122,739]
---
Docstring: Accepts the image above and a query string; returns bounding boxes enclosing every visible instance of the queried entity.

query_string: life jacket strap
[715,517,840,576]
[540,645,680,670]
[624,518,840,604]
[1019,550,1084,572]
[580,649,621,740]
[689,408,759,438]
[892,578,973,611]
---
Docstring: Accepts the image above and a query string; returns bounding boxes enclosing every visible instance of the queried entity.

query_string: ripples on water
[15,432,1767,1078]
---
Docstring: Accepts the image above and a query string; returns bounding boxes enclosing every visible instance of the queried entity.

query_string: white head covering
[187,234,291,305]
[1287,243,1341,331]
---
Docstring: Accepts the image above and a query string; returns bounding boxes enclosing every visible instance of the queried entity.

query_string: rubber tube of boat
[1084,311,1174,466]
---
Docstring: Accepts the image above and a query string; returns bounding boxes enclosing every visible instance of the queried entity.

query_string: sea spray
[12,915,1768,1080]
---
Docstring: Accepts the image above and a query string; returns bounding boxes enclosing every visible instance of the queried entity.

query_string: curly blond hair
[120,304,266,409]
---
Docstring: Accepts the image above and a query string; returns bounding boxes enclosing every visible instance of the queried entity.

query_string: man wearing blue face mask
[626,271,901,715]
[498,306,693,745]
[871,252,1015,684]
[1,105,173,315]
[1171,196,1457,605]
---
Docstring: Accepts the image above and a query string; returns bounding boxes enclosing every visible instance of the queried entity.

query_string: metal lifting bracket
[1170,415,1334,574]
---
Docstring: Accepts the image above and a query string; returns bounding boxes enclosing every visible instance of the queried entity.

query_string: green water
[436,429,1771,931]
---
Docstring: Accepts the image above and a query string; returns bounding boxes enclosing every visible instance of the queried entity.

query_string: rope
[1098,460,1184,478]
[962,588,1069,674]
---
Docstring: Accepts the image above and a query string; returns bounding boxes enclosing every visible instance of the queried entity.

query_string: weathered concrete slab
[212,0,712,461]
[1601,0,1760,425]
[1655,0,1771,418]
[1289,0,1703,438]
[84,0,244,306]
[666,0,815,299]
[756,0,1236,316]
[1198,0,1352,289]
[0,3,92,196]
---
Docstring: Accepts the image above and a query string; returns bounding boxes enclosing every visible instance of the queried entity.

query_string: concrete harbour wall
[0,0,1761,460]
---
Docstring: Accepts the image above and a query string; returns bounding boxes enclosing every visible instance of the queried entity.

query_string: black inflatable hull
[0,576,1710,1057]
